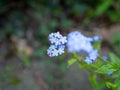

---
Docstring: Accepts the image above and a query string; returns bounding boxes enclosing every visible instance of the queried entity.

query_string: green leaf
[68,58,77,66]
[110,32,120,44]
[89,74,98,89]
[34,12,43,20]
[106,82,117,89]
[83,8,94,25]
[47,74,55,83]
[49,19,57,29]
[71,4,87,16]
[21,53,31,68]
[61,19,74,29]
[97,64,117,74]
[10,76,21,86]
[39,24,50,34]
[107,11,120,22]
[95,0,112,16]
[59,63,67,73]
[93,41,101,50]
[109,52,120,66]
[90,74,104,90]
[0,72,9,80]
[115,77,120,86]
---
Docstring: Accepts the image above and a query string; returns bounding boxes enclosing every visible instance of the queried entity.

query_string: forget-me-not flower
[102,56,108,61]
[47,32,67,57]
[93,35,101,41]
[47,45,58,57]
[67,31,93,53]
[107,72,113,76]
[58,45,65,55]
[88,50,98,61]
[67,31,100,64]
[85,50,99,64]
[48,32,67,45]
[47,31,100,64]
[85,57,93,64]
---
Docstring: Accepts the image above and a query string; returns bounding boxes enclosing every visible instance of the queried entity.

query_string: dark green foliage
[0,0,120,41]
[94,0,112,16]
[21,53,31,68]
[0,65,20,86]
[110,33,120,55]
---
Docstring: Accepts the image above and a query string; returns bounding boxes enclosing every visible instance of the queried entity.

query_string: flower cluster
[67,31,93,53]
[67,31,99,64]
[47,32,67,57]
[85,50,98,64]
[47,31,100,64]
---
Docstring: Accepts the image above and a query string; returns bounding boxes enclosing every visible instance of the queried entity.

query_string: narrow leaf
[106,82,117,89]
[95,0,112,16]
[97,64,117,74]
[109,52,120,66]
[68,58,77,66]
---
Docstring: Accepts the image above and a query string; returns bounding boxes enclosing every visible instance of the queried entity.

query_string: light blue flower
[47,45,58,57]
[86,37,94,42]
[102,56,108,61]
[49,44,57,50]
[107,72,113,76]
[67,31,93,53]
[48,32,67,46]
[84,50,98,64]
[85,57,93,64]
[81,42,93,53]
[67,31,83,52]
[67,31,100,64]
[93,35,101,41]
[60,36,67,44]
[47,32,67,57]
[88,50,98,61]
[58,45,65,55]
[54,32,62,38]
[47,31,100,63]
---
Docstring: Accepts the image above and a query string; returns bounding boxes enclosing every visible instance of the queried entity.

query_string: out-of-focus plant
[0,0,120,40]
[0,10,26,40]
[110,32,120,56]
[0,65,20,86]
[47,31,120,90]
